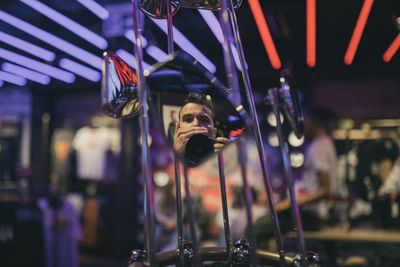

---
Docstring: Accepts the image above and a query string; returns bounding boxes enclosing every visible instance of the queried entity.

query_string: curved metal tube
[269,88,306,265]
[132,1,157,265]
[227,3,286,266]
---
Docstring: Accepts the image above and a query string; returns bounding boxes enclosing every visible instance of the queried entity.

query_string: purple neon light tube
[59,58,100,82]
[146,45,169,62]
[20,0,108,49]
[77,0,109,20]
[0,10,102,70]
[150,18,217,73]
[0,47,75,83]
[125,30,148,48]
[0,31,55,62]
[198,10,243,71]
[116,49,152,71]
[0,70,27,86]
[2,62,51,85]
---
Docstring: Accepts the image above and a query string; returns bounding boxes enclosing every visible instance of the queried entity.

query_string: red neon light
[307,0,316,67]
[248,0,281,70]
[344,0,374,65]
[383,33,400,62]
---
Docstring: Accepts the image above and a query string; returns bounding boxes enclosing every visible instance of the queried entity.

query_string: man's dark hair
[305,106,337,134]
[179,92,215,120]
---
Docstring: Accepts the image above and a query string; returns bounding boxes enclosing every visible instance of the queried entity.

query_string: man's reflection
[173,92,230,165]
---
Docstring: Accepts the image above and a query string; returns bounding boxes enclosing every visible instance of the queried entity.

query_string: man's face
[179,103,216,138]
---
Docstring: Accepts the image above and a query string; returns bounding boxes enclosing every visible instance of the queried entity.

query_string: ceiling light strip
[19,0,108,49]
[125,30,148,48]
[2,62,51,84]
[306,0,316,67]
[248,0,281,70]
[59,58,100,82]
[150,18,217,73]
[146,45,169,62]
[0,47,75,83]
[0,70,27,86]
[198,10,242,71]
[0,80,3,87]
[382,33,400,62]
[344,0,374,65]
[0,10,102,70]
[0,31,55,62]
[77,0,109,20]
[116,49,152,71]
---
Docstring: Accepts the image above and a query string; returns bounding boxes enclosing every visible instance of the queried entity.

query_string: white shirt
[296,135,337,219]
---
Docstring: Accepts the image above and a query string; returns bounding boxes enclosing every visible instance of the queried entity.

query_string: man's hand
[214,137,230,153]
[173,123,208,157]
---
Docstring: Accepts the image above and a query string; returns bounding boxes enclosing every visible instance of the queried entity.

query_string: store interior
[1,0,400,266]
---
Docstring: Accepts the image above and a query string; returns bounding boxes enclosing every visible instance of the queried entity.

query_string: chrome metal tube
[237,138,258,266]
[166,0,174,55]
[269,88,306,265]
[183,165,200,267]
[227,3,286,266]
[217,152,232,266]
[132,1,157,265]
[173,154,185,265]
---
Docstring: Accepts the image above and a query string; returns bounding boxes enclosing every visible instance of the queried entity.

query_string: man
[255,106,338,248]
[173,92,230,162]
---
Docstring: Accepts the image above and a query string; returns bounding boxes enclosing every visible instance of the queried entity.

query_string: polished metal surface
[174,0,242,11]
[279,69,304,139]
[101,51,139,119]
[138,0,179,19]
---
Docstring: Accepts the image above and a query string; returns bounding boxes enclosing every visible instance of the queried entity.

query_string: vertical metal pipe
[183,165,200,267]
[166,0,174,55]
[132,1,157,265]
[217,152,232,266]
[173,154,185,265]
[227,4,286,266]
[237,138,258,266]
[269,88,306,265]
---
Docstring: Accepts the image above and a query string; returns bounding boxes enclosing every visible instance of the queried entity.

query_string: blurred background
[0,0,400,266]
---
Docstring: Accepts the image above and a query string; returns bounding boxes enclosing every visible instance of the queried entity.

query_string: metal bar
[217,152,232,266]
[237,138,258,266]
[132,1,157,265]
[173,154,185,266]
[227,4,286,266]
[183,165,200,267]
[269,88,306,265]
[166,0,174,55]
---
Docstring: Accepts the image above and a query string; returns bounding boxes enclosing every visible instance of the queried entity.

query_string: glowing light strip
[2,62,50,85]
[306,0,316,67]
[382,33,400,62]
[150,18,217,73]
[116,49,152,71]
[77,0,109,20]
[344,0,374,65]
[198,10,242,71]
[248,0,281,70]
[0,31,55,62]
[20,0,108,49]
[0,10,102,70]
[0,47,75,83]
[146,45,169,62]
[0,70,27,86]
[125,30,148,48]
[0,80,3,87]
[59,58,100,82]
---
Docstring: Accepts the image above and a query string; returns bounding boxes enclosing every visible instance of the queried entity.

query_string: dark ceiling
[1,0,400,111]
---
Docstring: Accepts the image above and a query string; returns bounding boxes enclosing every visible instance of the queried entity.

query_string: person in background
[255,106,338,248]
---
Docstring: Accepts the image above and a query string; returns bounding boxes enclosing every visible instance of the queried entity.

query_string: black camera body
[184,134,217,167]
